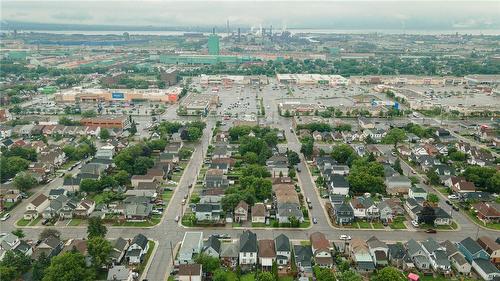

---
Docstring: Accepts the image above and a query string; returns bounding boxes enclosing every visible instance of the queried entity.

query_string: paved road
[2,91,499,281]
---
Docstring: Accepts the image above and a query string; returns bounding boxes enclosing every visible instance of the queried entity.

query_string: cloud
[1,1,499,30]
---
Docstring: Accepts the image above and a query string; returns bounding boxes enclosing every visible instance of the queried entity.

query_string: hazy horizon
[2,1,500,31]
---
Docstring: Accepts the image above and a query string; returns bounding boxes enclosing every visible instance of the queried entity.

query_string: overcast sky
[2,1,499,30]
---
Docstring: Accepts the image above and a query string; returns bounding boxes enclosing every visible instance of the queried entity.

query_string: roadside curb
[140,239,159,281]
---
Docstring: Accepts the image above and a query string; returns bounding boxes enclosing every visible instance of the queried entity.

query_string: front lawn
[162,190,173,203]
[137,240,156,273]
[466,211,500,230]
[29,216,42,226]
[357,221,372,229]
[112,215,162,227]
[372,222,385,229]
[390,219,407,230]
[68,219,82,226]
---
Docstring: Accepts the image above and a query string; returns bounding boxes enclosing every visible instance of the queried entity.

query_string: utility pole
[170,241,175,266]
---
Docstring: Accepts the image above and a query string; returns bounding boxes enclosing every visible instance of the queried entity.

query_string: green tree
[113,170,130,186]
[0,250,32,281]
[39,228,60,240]
[81,110,97,118]
[271,261,278,281]
[195,253,220,273]
[331,144,357,164]
[370,266,404,281]
[87,236,112,269]
[337,270,362,281]
[99,128,110,140]
[0,156,30,182]
[4,146,37,161]
[32,252,50,281]
[129,121,137,135]
[427,193,440,204]
[382,128,407,148]
[313,265,336,281]
[287,151,300,166]
[87,217,107,239]
[42,252,95,281]
[393,158,403,174]
[426,170,440,185]
[13,172,37,191]
[300,138,314,159]
[243,152,259,164]
[179,148,193,160]
[257,272,275,281]
[134,156,154,175]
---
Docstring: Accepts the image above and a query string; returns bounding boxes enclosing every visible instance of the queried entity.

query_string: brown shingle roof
[258,240,276,258]
[31,194,48,207]
[473,202,500,218]
[310,232,330,252]
[252,203,266,217]
[178,264,201,276]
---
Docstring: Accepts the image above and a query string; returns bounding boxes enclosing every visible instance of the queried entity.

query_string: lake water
[8,28,500,36]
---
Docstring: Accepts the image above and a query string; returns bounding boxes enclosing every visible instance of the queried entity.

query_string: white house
[125,234,149,265]
[26,194,50,213]
[178,232,203,264]
[472,258,500,281]
[239,230,258,265]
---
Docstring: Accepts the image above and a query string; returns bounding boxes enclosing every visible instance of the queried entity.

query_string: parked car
[448,194,460,200]
[0,213,10,221]
[181,199,186,205]
[426,229,437,234]
[445,200,452,205]
[313,217,318,224]
[339,235,351,241]
[175,216,180,222]
[452,205,460,211]
[41,219,49,225]
[411,220,419,227]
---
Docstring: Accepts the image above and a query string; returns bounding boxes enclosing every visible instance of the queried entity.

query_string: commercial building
[179,93,219,116]
[279,102,326,116]
[200,75,269,86]
[80,116,130,129]
[350,75,465,86]
[464,75,500,86]
[54,87,182,104]
[160,67,179,86]
[276,74,349,86]
[159,55,258,65]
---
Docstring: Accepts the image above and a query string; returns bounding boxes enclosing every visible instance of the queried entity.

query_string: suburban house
[328,175,349,196]
[388,243,414,271]
[203,236,221,258]
[74,199,96,217]
[131,174,156,188]
[195,203,221,222]
[25,194,50,217]
[385,175,412,195]
[334,202,354,225]
[409,185,428,199]
[109,238,130,264]
[458,237,490,263]
[350,196,379,220]
[310,232,333,268]
[205,169,229,189]
[471,202,500,224]
[441,240,471,275]
[266,154,289,178]
[421,238,451,274]
[106,265,134,281]
[178,264,202,281]
[258,240,276,270]
[220,241,239,267]
[178,232,203,264]
[294,244,313,272]
[406,239,431,272]
[32,236,63,259]
[472,258,500,281]
[239,230,258,266]
[42,194,69,219]
[275,234,291,266]
[234,201,249,222]
[251,203,267,224]
[125,234,149,265]
[477,236,500,266]
[366,236,388,267]
[350,238,375,273]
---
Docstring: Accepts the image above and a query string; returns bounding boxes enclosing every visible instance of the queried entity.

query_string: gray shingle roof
[240,230,257,252]
[275,234,290,252]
